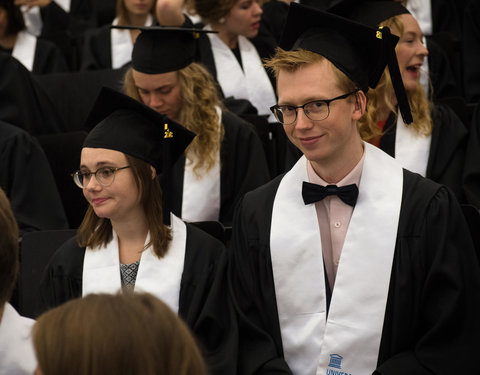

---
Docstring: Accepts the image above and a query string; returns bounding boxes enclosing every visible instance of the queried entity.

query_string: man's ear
[352,90,367,121]
[150,166,157,179]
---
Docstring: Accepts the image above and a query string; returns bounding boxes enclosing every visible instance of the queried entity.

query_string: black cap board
[112,25,216,74]
[278,3,413,124]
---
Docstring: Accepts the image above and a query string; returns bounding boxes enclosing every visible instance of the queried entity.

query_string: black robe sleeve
[33,38,69,74]
[180,223,238,375]
[40,0,96,37]
[80,25,112,71]
[228,176,293,375]
[38,236,84,313]
[463,101,480,209]
[219,111,271,225]
[0,52,65,135]
[0,121,68,233]
[376,170,480,373]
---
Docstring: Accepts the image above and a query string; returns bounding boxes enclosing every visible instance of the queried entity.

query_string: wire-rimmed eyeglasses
[71,166,131,189]
[270,90,359,125]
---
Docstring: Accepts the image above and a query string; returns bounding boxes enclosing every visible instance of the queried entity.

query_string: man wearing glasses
[228,3,480,375]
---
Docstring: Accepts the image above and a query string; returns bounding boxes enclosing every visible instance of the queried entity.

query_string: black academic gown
[40,0,96,37]
[463,101,480,209]
[463,0,480,103]
[0,121,68,232]
[39,223,238,375]
[0,52,65,135]
[33,38,69,74]
[228,168,480,374]
[169,110,271,226]
[80,24,111,70]
[378,104,475,205]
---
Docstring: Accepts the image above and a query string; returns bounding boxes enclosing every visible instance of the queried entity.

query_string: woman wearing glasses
[39,87,238,375]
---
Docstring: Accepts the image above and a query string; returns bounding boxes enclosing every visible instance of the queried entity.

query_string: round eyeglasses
[71,166,131,189]
[270,90,358,125]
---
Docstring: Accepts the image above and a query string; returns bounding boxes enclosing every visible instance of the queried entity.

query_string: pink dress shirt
[306,153,365,290]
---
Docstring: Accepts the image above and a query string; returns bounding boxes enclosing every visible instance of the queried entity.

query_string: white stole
[205,25,276,122]
[82,214,186,313]
[12,31,37,72]
[395,113,431,177]
[110,15,153,69]
[270,143,403,375]
[0,303,36,374]
[21,6,42,37]
[181,107,221,222]
[55,0,72,13]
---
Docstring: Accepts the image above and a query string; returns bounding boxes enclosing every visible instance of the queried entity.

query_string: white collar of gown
[181,106,222,222]
[270,142,403,375]
[394,112,431,177]
[0,303,36,374]
[111,15,153,69]
[83,214,186,313]
[12,30,36,72]
[204,25,276,122]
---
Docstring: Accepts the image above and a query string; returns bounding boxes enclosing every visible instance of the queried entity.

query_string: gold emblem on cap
[164,123,173,138]
[193,32,200,39]
[376,26,384,40]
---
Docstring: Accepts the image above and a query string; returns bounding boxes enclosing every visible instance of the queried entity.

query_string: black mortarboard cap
[279,3,413,124]
[112,25,215,74]
[83,87,196,225]
[328,0,410,28]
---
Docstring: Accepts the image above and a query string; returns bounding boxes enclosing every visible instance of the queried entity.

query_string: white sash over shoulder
[111,14,153,69]
[270,143,403,375]
[182,107,221,221]
[12,31,36,72]
[395,113,431,177]
[205,26,276,122]
[83,214,186,313]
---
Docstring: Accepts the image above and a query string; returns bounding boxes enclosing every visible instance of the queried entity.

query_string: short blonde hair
[264,47,358,95]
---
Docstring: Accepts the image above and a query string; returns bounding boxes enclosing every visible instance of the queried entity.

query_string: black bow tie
[302,182,359,207]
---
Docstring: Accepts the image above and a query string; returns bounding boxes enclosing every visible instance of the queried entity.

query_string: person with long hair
[39,87,238,374]
[0,0,68,73]
[122,26,270,225]
[0,188,36,374]
[329,0,480,207]
[156,0,277,121]
[81,0,156,70]
[33,293,207,375]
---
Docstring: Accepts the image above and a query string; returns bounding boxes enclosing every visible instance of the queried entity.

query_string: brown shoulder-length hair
[357,15,433,142]
[0,188,19,305]
[116,0,157,25]
[33,293,208,375]
[77,154,171,258]
[0,2,26,36]
[193,0,237,24]
[123,63,224,177]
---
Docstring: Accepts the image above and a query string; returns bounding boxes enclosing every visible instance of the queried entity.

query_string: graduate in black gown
[39,87,238,375]
[121,25,270,225]
[0,0,68,74]
[80,0,155,71]
[0,121,68,232]
[228,4,480,374]
[328,0,479,207]
[0,52,65,135]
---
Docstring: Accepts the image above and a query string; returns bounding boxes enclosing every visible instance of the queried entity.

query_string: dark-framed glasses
[71,166,131,189]
[270,90,359,125]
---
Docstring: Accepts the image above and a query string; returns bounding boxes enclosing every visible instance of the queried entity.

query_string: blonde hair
[265,47,359,96]
[0,188,19,305]
[358,15,433,142]
[33,293,208,375]
[116,0,156,25]
[123,63,224,177]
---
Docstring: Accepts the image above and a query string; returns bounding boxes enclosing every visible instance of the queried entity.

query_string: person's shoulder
[47,236,85,274]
